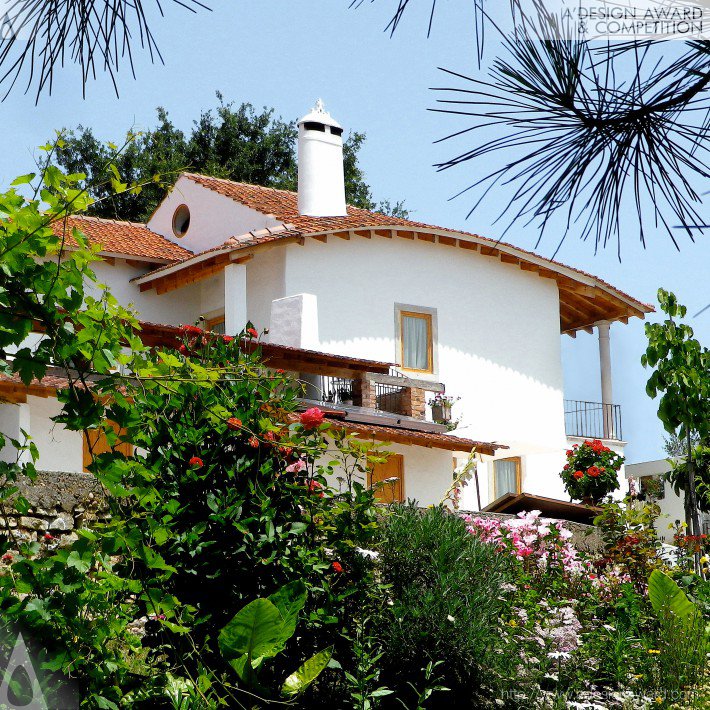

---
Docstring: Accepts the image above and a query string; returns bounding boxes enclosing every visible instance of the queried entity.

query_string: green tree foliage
[0,152,390,705]
[56,94,408,222]
[642,289,710,537]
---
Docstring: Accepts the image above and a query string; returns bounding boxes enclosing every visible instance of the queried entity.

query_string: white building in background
[0,101,653,510]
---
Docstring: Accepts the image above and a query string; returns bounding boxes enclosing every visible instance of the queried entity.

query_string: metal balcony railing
[564,400,622,441]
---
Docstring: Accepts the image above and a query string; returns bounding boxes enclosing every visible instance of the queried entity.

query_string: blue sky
[0,0,707,462]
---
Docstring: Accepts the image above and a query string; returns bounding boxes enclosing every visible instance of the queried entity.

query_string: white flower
[355,547,380,560]
[447,615,456,623]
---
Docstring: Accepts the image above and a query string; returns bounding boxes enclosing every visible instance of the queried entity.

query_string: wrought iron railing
[375,382,406,415]
[316,376,354,405]
[564,400,622,441]
[314,375,407,416]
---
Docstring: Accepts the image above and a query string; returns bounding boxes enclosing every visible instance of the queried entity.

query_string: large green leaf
[281,648,332,697]
[218,599,286,663]
[268,580,307,642]
[648,570,698,625]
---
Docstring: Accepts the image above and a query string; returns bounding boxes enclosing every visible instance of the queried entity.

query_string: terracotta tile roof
[182,173,653,316]
[324,416,502,455]
[52,215,192,263]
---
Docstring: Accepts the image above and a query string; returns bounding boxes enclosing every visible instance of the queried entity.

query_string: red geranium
[227,417,242,431]
[573,470,584,480]
[300,407,324,430]
[307,480,325,498]
[248,436,260,448]
[189,456,203,468]
[222,335,234,343]
[180,324,203,335]
[178,344,189,356]
[246,327,259,339]
[331,561,344,573]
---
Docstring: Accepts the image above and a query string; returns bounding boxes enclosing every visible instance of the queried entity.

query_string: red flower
[222,335,234,343]
[331,561,344,573]
[308,480,325,498]
[265,431,276,442]
[178,344,189,356]
[276,369,285,374]
[573,471,584,480]
[43,533,54,542]
[180,324,203,335]
[248,436,260,448]
[563,464,569,470]
[227,417,242,431]
[566,450,573,456]
[587,466,600,478]
[189,456,203,468]
[300,407,324,430]
[1,553,12,564]
[247,327,259,339]
[279,446,293,457]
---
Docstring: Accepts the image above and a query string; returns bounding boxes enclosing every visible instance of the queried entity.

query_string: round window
[172,204,191,238]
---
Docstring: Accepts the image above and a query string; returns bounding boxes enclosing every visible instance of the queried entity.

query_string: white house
[0,100,653,510]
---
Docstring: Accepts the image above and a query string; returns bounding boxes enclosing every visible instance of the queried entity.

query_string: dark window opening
[330,126,343,137]
[303,121,326,132]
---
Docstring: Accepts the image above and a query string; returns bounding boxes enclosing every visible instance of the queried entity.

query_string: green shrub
[376,504,514,708]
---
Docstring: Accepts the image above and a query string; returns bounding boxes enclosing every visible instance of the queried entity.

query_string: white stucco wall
[273,236,567,505]
[147,176,282,253]
[323,440,455,506]
[0,396,84,474]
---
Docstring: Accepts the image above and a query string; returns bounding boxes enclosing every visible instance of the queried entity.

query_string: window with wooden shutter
[368,453,404,503]
[83,422,132,472]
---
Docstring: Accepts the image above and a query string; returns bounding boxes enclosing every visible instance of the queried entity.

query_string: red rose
[222,335,234,343]
[563,464,569,470]
[587,466,600,478]
[331,561,344,573]
[189,456,203,468]
[227,417,242,431]
[248,436,260,448]
[573,471,584,480]
[247,327,259,339]
[300,407,324,430]
[180,324,203,335]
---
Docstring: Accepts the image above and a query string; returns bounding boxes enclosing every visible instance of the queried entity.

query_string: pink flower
[285,459,307,474]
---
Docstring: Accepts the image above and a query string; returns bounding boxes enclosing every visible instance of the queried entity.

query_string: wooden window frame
[493,456,522,498]
[204,314,225,333]
[399,310,434,374]
[368,453,405,504]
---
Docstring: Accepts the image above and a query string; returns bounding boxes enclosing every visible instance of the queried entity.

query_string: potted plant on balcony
[337,386,354,406]
[560,439,624,505]
[428,393,459,425]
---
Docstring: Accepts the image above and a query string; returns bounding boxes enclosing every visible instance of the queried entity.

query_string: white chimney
[297,99,347,217]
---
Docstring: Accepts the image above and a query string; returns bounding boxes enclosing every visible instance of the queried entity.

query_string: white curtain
[495,459,518,497]
[402,315,429,370]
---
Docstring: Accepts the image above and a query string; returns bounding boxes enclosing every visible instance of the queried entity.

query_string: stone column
[353,374,376,410]
[596,320,614,439]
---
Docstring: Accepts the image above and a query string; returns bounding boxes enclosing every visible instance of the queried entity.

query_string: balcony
[564,399,622,441]
[304,370,444,424]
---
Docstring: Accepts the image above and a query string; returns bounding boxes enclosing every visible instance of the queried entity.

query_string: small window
[369,454,404,503]
[205,315,225,335]
[303,121,326,132]
[493,457,522,498]
[400,311,433,373]
[172,204,191,238]
[330,126,343,137]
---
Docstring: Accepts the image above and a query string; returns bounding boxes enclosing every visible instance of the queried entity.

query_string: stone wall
[2,471,107,551]
[460,510,604,554]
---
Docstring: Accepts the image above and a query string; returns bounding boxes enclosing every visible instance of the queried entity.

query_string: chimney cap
[298,99,342,130]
